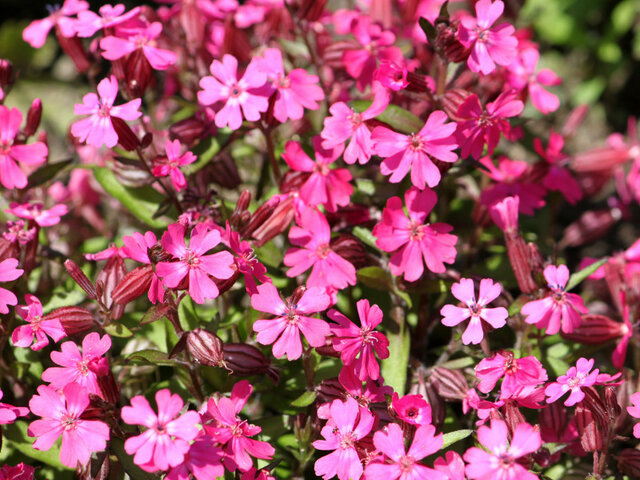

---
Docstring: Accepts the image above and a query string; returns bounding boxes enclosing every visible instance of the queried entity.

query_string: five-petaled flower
[12,294,65,351]
[545,357,600,406]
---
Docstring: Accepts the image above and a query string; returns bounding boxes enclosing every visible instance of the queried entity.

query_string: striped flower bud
[223,343,279,383]
[45,306,95,336]
[112,265,154,305]
[64,260,96,299]
[430,367,468,400]
[560,314,626,345]
[186,329,225,368]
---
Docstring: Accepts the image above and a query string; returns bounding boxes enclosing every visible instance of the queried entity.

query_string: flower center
[408,134,424,151]
[97,101,111,118]
[276,75,291,89]
[398,455,416,472]
[61,414,78,431]
[77,360,90,376]
[316,243,331,259]
[469,303,482,316]
[184,249,201,268]
[348,111,363,127]
[407,220,425,241]
[338,431,357,450]
[154,422,167,434]
[230,85,242,98]
[286,307,300,326]
[566,376,582,388]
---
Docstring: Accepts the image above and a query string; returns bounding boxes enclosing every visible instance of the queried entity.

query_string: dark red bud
[330,235,370,269]
[405,71,432,94]
[23,98,42,138]
[141,132,153,149]
[169,115,208,146]
[186,329,225,367]
[580,387,609,430]
[64,260,96,299]
[559,209,620,248]
[147,245,172,264]
[112,265,154,305]
[0,59,14,94]
[214,269,240,296]
[55,29,90,73]
[297,0,327,22]
[560,314,626,345]
[604,386,622,419]
[618,448,640,478]
[505,235,537,294]
[96,256,127,317]
[250,196,294,247]
[125,49,152,98]
[430,367,468,400]
[539,401,569,441]
[222,343,279,383]
[209,153,241,189]
[575,403,604,452]
[435,20,470,63]
[503,401,527,435]
[111,117,140,152]
[45,306,95,336]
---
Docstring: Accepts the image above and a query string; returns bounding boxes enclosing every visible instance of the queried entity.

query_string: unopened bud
[425,382,446,429]
[405,71,432,94]
[572,146,631,173]
[55,29,90,73]
[0,59,14,94]
[246,196,292,246]
[280,170,310,194]
[297,0,327,22]
[581,387,609,430]
[111,117,140,151]
[604,386,622,420]
[45,306,95,336]
[147,244,172,264]
[430,367,468,400]
[141,132,153,149]
[125,49,152,98]
[503,401,526,434]
[96,256,127,317]
[506,235,537,294]
[560,314,626,345]
[24,98,42,138]
[539,401,569,441]
[169,115,208,145]
[112,265,154,305]
[64,260,96,299]
[575,403,604,452]
[441,88,472,122]
[214,270,240,296]
[618,448,640,478]
[435,20,470,63]
[223,343,279,383]
[88,357,119,404]
[186,329,225,367]
[330,235,370,269]
[209,153,241,189]
[489,196,519,233]
[559,209,619,248]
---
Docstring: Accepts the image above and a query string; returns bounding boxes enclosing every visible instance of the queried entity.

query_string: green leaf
[184,136,221,175]
[566,257,608,291]
[441,429,473,449]
[104,322,133,337]
[27,159,73,188]
[4,421,68,469]
[126,349,176,366]
[352,226,378,250]
[93,166,168,228]
[357,266,393,291]
[381,321,410,394]
[291,390,317,408]
[178,295,200,331]
[351,101,423,134]
[255,241,284,268]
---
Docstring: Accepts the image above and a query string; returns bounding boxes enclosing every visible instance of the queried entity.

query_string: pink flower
[205,380,275,471]
[440,278,508,345]
[0,106,48,189]
[100,22,177,70]
[521,265,588,335]
[284,208,357,290]
[6,202,68,227]
[475,352,547,400]
[227,227,269,295]
[259,48,324,123]
[165,436,225,480]
[375,60,408,91]
[156,223,235,304]
[373,187,458,281]
[122,389,201,472]
[534,132,582,204]
[372,110,458,188]
[545,358,599,406]
[328,299,389,381]
[321,81,390,165]
[22,0,88,48]
[463,419,541,480]
[198,55,269,130]
[41,332,112,397]
[71,75,142,148]
[0,462,35,480]
[458,0,518,75]
[455,92,524,160]
[122,231,165,303]
[283,138,352,212]
[434,451,466,480]
[75,4,141,38]
[391,393,432,426]
[152,139,197,192]
[251,282,331,360]
[627,392,640,439]
[28,383,109,468]
[365,423,446,480]
[0,390,28,425]
[313,397,374,480]
[0,258,23,314]
[507,47,561,114]
[12,295,65,351]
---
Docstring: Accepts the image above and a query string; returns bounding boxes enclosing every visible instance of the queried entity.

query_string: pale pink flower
[0,390,28,425]
[122,389,201,472]
[534,132,582,204]
[284,208,357,290]
[373,187,458,281]
[205,380,275,471]
[283,137,352,212]
[251,282,331,360]
[507,47,561,114]
[12,294,65,351]
[0,258,23,314]
[28,383,109,468]
[626,392,640,439]
[0,106,48,189]
[41,332,112,397]
[328,299,389,381]
[165,435,225,480]
[521,265,588,335]
[455,92,524,160]
[6,202,68,227]
[313,397,374,480]
[458,0,518,75]
[259,48,324,123]
[463,419,541,480]
[440,278,508,345]
[545,358,599,407]
[365,423,446,480]
[152,139,197,192]
[100,22,177,70]
[227,227,269,295]
[122,231,165,303]
[71,75,142,148]
[22,0,88,48]
[475,352,547,400]
[75,4,140,38]
[156,223,235,304]
[434,451,466,480]
[198,55,269,130]
[372,110,458,188]
[321,82,390,165]
[391,393,431,426]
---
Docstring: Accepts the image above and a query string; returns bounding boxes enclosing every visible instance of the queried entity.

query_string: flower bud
[0,59,14,95]
[214,270,240,296]
[45,306,95,336]
[297,0,327,22]
[112,265,154,305]
[575,403,604,452]
[55,29,90,73]
[580,387,609,430]
[560,314,626,345]
[223,343,279,383]
[489,196,520,233]
[330,235,370,269]
[64,259,96,299]
[186,329,225,367]
[506,235,537,294]
[405,71,432,94]
[441,88,472,122]
[618,448,640,478]
[424,382,446,429]
[147,244,172,264]
[502,401,526,435]
[325,204,371,230]
[604,386,622,420]
[572,146,631,173]
[169,115,208,146]
[125,49,152,98]
[96,256,127,318]
[23,98,42,138]
[317,378,345,404]
[112,117,141,151]
[89,357,119,404]
[435,20,470,63]
[559,209,620,248]
[208,153,241,190]
[248,196,294,247]
[430,367,468,400]
[539,400,569,441]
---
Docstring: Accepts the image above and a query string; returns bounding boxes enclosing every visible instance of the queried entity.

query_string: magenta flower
[6,202,68,227]
[365,423,446,480]
[71,75,142,148]
[627,392,640,439]
[122,231,165,303]
[0,106,48,189]
[75,4,141,38]
[475,352,547,400]
[545,358,599,406]
[12,294,65,351]
[313,397,374,480]
[321,82,390,165]
[328,299,389,381]
[284,208,356,290]
[373,187,458,281]
[0,390,28,425]
[440,278,508,345]
[198,55,269,130]
[372,110,458,188]
[22,0,88,48]
[458,0,518,75]
[507,47,562,114]
[534,132,582,205]
[122,389,201,472]
[152,139,197,192]
[165,435,225,480]
[455,92,524,160]
[463,419,541,480]
[227,228,269,295]
[100,22,177,70]
[205,380,275,471]
[156,223,235,304]
[391,393,432,427]
[0,462,35,480]
[375,60,408,91]
[434,451,466,480]
[41,332,112,397]
[521,265,588,335]
[0,258,23,314]
[251,282,331,360]
[260,48,324,123]
[283,137,352,212]
[28,383,109,468]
